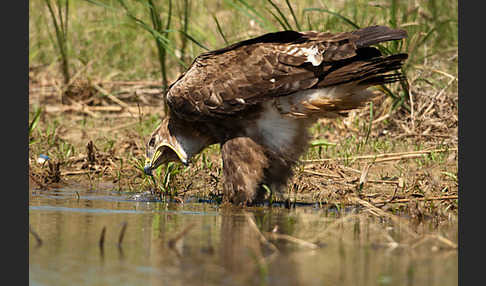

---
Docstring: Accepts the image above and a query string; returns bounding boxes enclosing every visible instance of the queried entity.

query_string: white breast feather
[255,102,300,152]
[250,87,374,152]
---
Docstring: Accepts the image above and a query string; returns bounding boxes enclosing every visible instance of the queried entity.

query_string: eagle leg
[221,137,269,206]
[260,151,296,202]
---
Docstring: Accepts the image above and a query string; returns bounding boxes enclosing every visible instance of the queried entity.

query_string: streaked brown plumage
[144,25,408,205]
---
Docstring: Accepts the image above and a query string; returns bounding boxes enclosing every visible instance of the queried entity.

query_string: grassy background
[30,0,457,84]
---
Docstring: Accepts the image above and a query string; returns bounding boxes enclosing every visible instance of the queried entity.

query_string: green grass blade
[29,107,43,138]
[112,0,187,69]
[223,0,275,31]
[364,102,373,145]
[266,0,292,30]
[64,0,69,37]
[390,0,398,28]
[82,0,118,11]
[165,0,172,31]
[310,139,337,147]
[265,7,291,31]
[44,0,70,84]
[406,19,455,69]
[148,0,162,30]
[306,14,313,30]
[178,0,190,72]
[212,14,229,45]
[303,8,360,29]
[285,0,301,30]
[147,0,168,93]
[56,0,64,36]
[177,30,210,51]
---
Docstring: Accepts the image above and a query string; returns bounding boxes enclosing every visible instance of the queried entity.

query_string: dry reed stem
[374,195,458,205]
[43,104,162,117]
[372,113,390,124]
[69,100,100,118]
[93,84,130,108]
[410,89,415,132]
[102,121,139,132]
[277,194,457,208]
[358,163,372,186]
[394,133,454,139]
[373,153,431,163]
[414,65,457,81]
[303,170,341,178]
[302,148,457,163]
[366,179,400,185]
[424,78,456,115]
[62,170,103,176]
[99,80,162,86]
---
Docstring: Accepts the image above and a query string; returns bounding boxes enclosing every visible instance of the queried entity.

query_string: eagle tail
[278,53,408,118]
[318,53,408,88]
[352,25,408,48]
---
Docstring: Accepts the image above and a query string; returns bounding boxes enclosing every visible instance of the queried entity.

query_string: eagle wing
[166,26,407,121]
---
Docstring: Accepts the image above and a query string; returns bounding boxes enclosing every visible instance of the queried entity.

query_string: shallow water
[29,188,457,286]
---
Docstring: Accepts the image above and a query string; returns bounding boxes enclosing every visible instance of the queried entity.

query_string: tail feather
[272,26,408,119]
[276,53,408,118]
[358,73,407,86]
[318,53,408,87]
[352,25,408,48]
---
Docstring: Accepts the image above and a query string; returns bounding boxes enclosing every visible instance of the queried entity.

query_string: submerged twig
[244,212,279,253]
[99,226,106,252]
[168,222,196,250]
[29,225,43,247]
[412,234,457,250]
[267,232,320,249]
[432,234,458,249]
[118,222,128,248]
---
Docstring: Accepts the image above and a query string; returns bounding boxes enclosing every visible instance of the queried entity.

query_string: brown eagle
[144,25,408,205]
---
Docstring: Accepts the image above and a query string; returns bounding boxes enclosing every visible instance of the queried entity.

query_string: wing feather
[167,25,407,121]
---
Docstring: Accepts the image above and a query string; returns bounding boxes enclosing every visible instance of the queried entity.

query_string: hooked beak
[143,163,153,176]
[144,143,188,176]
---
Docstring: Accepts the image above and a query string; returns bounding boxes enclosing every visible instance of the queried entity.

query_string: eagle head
[143,118,188,176]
